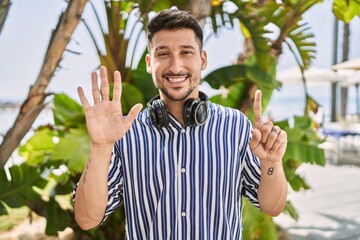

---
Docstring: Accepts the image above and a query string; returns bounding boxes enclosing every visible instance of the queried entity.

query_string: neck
[164,99,185,125]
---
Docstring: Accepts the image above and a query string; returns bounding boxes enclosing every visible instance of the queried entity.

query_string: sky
[0,0,359,121]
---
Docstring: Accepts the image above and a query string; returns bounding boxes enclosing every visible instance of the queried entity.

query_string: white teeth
[167,77,186,83]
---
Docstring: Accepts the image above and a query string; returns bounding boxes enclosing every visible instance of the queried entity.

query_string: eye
[157,52,170,57]
[181,50,193,56]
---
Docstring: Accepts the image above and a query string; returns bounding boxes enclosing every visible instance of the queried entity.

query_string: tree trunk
[188,0,212,26]
[0,0,88,168]
[0,0,11,34]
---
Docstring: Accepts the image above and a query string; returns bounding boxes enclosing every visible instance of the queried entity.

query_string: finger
[91,72,101,104]
[265,126,281,151]
[100,66,110,101]
[77,87,91,111]
[123,103,143,127]
[249,128,262,150]
[253,90,263,129]
[276,141,287,155]
[271,130,287,153]
[112,70,122,102]
[261,121,274,143]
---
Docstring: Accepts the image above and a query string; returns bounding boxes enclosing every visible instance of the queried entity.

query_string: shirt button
[181,129,186,133]
[181,168,186,173]
[181,212,186,217]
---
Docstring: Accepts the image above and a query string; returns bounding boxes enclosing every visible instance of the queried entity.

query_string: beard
[159,86,196,102]
[154,71,200,102]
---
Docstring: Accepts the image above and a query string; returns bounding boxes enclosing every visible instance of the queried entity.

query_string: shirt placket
[177,127,188,238]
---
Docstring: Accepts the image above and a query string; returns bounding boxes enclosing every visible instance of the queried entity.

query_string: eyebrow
[154,45,196,52]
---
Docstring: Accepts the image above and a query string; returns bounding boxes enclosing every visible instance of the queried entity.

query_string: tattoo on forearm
[267,167,274,175]
[83,158,91,184]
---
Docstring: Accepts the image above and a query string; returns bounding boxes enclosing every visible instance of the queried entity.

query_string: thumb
[126,104,143,122]
[249,128,261,150]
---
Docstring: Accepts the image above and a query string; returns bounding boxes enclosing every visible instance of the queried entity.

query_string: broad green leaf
[51,172,73,195]
[130,50,158,102]
[285,141,325,166]
[51,128,90,174]
[285,128,306,142]
[203,64,279,90]
[209,82,248,109]
[294,115,312,129]
[18,128,56,165]
[53,94,85,127]
[283,160,311,191]
[243,198,279,239]
[121,83,146,114]
[45,197,69,235]
[0,163,48,212]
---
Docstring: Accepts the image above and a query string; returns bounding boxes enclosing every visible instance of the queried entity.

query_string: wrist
[260,159,283,167]
[260,159,284,176]
[90,142,114,152]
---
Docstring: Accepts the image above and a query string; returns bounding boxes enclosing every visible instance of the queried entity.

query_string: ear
[145,54,152,74]
[200,50,207,71]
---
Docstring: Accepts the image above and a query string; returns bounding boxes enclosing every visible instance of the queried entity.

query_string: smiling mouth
[163,74,190,83]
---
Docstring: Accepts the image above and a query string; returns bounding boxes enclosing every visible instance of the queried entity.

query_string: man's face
[146,28,207,102]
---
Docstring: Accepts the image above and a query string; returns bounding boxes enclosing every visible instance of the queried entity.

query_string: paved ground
[274,163,360,240]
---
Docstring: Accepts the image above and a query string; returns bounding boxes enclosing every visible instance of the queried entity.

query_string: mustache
[162,72,191,78]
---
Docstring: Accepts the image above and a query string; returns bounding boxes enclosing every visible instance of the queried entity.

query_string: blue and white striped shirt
[101,102,261,239]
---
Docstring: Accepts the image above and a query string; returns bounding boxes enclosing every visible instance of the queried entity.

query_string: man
[74,8,287,239]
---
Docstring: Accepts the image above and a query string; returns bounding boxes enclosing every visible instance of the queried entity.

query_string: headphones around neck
[147,91,209,128]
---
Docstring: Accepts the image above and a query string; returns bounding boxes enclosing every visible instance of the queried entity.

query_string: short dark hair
[147,9,204,50]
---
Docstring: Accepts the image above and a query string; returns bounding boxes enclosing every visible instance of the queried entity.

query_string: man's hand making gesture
[250,90,288,216]
[249,90,287,162]
[74,66,142,229]
[77,66,143,146]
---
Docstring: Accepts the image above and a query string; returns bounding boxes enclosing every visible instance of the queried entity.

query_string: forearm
[258,159,287,216]
[74,143,113,230]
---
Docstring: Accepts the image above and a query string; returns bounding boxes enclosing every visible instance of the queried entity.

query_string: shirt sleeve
[240,121,261,209]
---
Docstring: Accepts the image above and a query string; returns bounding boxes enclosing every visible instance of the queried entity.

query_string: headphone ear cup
[182,92,209,127]
[148,99,169,128]
[193,101,208,125]
[182,99,196,127]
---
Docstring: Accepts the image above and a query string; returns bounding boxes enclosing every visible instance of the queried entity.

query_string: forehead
[149,29,200,50]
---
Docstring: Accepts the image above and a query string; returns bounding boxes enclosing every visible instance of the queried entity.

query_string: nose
[168,56,183,74]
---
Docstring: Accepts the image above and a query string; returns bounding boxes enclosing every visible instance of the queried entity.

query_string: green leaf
[283,158,309,192]
[18,128,56,165]
[51,172,73,195]
[283,200,299,221]
[293,115,312,129]
[130,50,158,102]
[53,93,85,127]
[242,198,279,239]
[0,163,48,212]
[333,0,360,23]
[51,128,90,174]
[306,94,320,115]
[203,64,279,90]
[45,197,69,235]
[285,141,325,166]
[209,82,248,109]
[121,83,146,114]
